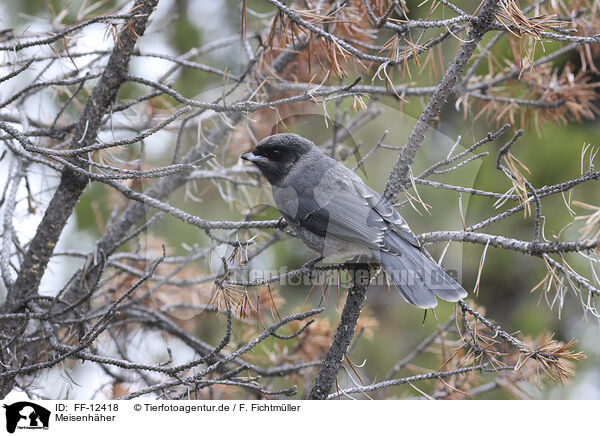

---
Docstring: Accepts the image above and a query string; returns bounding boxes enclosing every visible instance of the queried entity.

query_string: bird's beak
[241,152,268,164]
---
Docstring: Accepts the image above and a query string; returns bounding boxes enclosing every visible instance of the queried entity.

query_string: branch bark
[307,265,372,400]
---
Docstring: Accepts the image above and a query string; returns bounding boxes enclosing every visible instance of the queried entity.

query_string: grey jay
[241,133,466,309]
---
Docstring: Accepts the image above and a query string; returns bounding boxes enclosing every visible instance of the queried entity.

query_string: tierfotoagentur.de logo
[3,402,50,433]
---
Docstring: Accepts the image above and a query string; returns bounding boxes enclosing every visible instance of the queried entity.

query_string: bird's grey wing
[311,163,420,250]
[347,177,466,306]
[350,179,420,247]
[273,165,387,251]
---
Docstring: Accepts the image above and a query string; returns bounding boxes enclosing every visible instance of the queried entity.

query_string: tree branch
[384,0,501,201]
[307,265,373,399]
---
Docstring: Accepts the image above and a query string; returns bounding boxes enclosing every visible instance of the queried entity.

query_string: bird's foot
[302,256,324,270]
[344,254,378,271]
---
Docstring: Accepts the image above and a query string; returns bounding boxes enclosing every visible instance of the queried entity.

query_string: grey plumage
[241,133,467,309]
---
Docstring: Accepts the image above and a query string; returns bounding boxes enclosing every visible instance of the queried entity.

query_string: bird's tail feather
[374,232,467,309]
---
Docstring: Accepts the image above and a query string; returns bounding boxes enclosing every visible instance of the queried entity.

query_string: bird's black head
[241,133,313,185]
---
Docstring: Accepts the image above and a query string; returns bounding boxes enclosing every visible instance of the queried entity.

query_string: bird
[241,133,467,309]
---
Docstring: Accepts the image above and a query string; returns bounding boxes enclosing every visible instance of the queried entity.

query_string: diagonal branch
[384,0,501,202]
[5,0,159,311]
[307,265,373,399]
[0,0,159,400]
